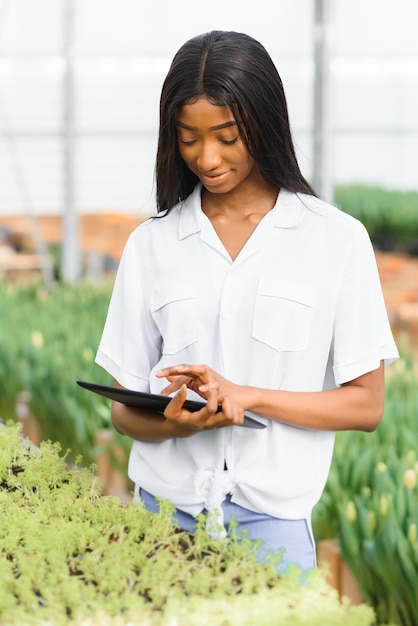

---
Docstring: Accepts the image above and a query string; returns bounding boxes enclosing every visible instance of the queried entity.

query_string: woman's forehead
[175,98,236,128]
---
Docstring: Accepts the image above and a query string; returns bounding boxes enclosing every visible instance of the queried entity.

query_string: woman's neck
[201,180,279,261]
[201,177,278,221]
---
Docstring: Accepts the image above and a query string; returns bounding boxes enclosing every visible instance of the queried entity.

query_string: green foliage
[0,281,118,464]
[335,185,418,240]
[0,423,376,626]
[0,246,416,624]
[313,358,418,625]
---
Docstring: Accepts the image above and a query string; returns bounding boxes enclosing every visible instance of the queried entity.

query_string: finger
[203,382,221,414]
[198,383,212,393]
[155,364,191,377]
[156,364,210,381]
[164,384,188,418]
[220,396,244,426]
[160,376,190,396]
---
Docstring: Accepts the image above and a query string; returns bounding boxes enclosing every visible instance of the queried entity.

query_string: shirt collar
[178,184,306,240]
[271,188,306,228]
[178,185,204,240]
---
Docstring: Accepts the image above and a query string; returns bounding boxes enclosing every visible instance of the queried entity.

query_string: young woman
[96,30,398,573]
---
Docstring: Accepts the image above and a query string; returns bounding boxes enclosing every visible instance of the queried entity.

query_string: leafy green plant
[0,423,377,626]
[0,281,119,464]
[335,185,418,243]
[313,358,418,625]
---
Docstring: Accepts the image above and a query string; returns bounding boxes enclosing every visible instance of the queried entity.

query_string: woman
[96,31,398,572]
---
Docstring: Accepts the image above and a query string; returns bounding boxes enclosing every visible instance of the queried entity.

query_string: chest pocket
[253,279,317,352]
[151,285,199,354]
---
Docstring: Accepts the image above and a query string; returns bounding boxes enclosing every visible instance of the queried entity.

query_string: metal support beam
[62,0,80,282]
[313,0,333,203]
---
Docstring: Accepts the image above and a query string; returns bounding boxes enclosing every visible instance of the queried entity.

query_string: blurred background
[0,0,417,217]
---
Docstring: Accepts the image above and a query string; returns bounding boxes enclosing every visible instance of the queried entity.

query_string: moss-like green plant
[0,423,376,626]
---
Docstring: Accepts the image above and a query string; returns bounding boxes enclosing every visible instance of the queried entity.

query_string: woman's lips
[200,171,230,185]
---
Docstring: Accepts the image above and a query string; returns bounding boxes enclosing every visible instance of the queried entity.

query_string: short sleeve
[95,230,161,391]
[332,223,399,385]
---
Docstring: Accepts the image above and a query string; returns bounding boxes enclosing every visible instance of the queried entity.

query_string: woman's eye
[179,138,196,146]
[220,136,239,145]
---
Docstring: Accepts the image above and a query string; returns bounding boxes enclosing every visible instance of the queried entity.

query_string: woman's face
[175,98,259,195]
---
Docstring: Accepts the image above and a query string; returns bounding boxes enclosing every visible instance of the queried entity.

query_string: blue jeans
[137,487,316,574]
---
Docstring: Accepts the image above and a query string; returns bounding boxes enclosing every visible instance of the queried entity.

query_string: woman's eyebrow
[175,121,237,131]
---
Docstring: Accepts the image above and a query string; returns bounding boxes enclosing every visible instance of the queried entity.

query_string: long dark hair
[156,30,315,212]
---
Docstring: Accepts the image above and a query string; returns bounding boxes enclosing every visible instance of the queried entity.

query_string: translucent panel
[334,134,418,190]
[75,0,314,56]
[0,0,63,52]
[0,60,63,131]
[76,136,157,214]
[334,0,418,56]
[0,139,63,213]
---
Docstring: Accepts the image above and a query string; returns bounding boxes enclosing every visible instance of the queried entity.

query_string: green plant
[334,185,418,241]
[0,423,377,626]
[0,281,121,464]
[313,358,418,625]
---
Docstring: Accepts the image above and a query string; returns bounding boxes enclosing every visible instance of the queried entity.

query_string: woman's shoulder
[130,203,182,236]
[140,188,199,229]
[294,191,369,236]
[123,191,198,253]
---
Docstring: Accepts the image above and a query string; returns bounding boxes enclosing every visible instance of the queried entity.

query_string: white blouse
[96,184,398,523]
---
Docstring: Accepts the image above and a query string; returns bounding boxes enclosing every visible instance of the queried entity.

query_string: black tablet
[77,380,266,430]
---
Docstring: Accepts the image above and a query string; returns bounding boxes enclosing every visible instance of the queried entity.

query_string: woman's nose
[196,140,222,171]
